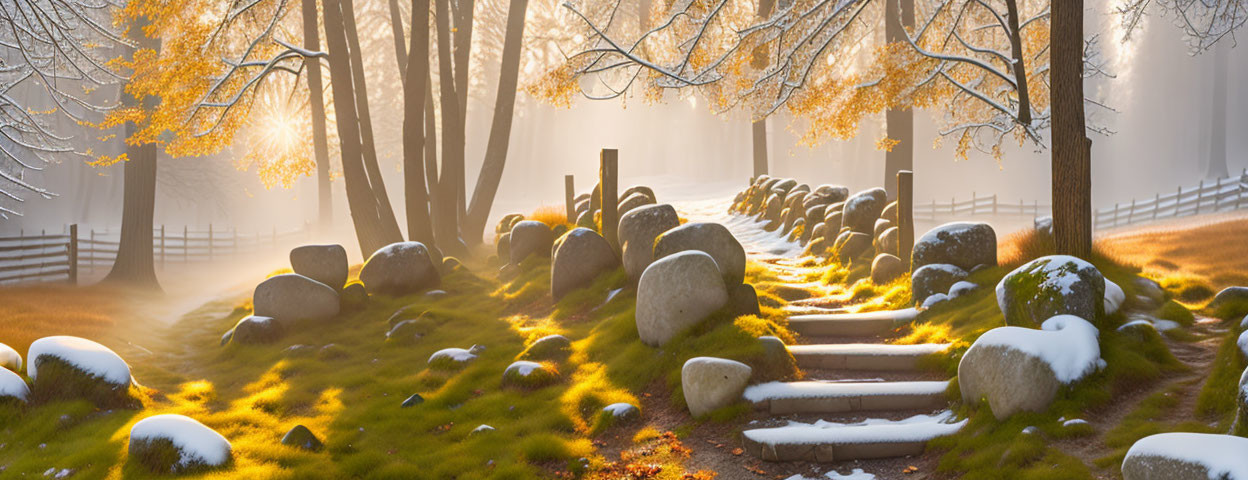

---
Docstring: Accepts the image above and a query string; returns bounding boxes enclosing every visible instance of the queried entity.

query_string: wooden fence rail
[913,169,1248,230]
[0,223,310,286]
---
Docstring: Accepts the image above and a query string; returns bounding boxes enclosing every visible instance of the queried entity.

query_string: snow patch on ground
[784,469,877,480]
[971,315,1103,384]
[745,411,966,446]
[1126,432,1248,479]
[129,414,231,468]
[27,336,131,385]
[743,380,950,402]
[788,308,920,323]
[675,197,803,258]
[0,367,30,401]
[428,348,478,364]
[1104,279,1125,315]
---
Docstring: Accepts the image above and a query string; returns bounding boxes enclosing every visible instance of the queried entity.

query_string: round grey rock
[912,222,998,271]
[653,222,747,286]
[636,251,730,347]
[359,242,441,296]
[253,274,340,326]
[289,244,348,291]
[618,204,681,284]
[509,221,556,265]
[551,228,620,301]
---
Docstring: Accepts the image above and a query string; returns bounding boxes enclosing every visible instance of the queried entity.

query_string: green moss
[1196,328,1248,420]
[929,406,1094,480]
[28,356,141,409]
[1095,382,1217,469]
[1156,299,1196,327]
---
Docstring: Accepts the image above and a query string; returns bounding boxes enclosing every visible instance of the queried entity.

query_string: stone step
[788,343,951,372]
[787,308,919,337]
[743,380,949,415]
[742,411,966,462]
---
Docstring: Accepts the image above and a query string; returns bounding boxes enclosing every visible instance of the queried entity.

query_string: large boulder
[1122,433,1248,480]
[509,221,556,265]
[959,315,1103,420]
[636,251,730,347]
[289,244,348,291]
[359,242,441,296]
[997,255,1106,327]
[842,188,888,233]
[129,414,232,474]
[912,222,998,271]
[653,222,747,286]
[254,274,340,325]
[912,264,969,307]
[618,204,681,283]
[682,357,752,417]
[551,228,620,301]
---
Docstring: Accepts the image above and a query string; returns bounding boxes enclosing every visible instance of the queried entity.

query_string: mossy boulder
[253,274,340,326]
[996,255,1106,327]
[428,346,483,371]
[501,361,561,389]
[28,336,136,408]
[520,334,572,361]
[281,425,323,451]
[128,414,231,474]
[359,242,441,296]
[1122,433,1248,480]
[912,264,969,306]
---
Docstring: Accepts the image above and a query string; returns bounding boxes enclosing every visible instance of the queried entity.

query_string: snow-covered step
[744,380,950,415]
[788,343,951,371]
[788,309,919,337]
[742,411,966,462]
[782,305,850,315]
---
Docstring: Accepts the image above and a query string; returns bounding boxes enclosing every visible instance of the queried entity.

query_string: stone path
[681,200,965,467]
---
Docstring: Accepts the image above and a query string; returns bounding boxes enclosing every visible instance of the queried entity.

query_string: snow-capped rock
[912,222,997,271]
[996,255,1107,327]
[0,367,30,403]
[28,336,130,386]
[0,343,20,372]
[1122,432,1248,480]
[128,414,231,473]
[1105,279,1126,316]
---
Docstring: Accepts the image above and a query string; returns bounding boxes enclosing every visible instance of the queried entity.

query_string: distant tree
[0,0,126,220]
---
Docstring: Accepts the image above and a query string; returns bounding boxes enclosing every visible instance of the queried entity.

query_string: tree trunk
[451,0,474,224]
[1208,40,1230,179]
[751,120,768,178]
[324,0,397,257]
[1051,0,1093,258]
[463,0,530,246]
[388,0,408,80]
[883,0,914,200]
[104,18,161,290]
[342,0,405,241]
[404,0,435,246]
[303,0,333,229]
[1005,0,1032,125]
[434,0,466,254]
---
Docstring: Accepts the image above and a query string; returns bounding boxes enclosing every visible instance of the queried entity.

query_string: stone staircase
[740,309,965,464]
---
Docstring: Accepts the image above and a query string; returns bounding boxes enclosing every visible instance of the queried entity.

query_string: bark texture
[1051,0,1093,259]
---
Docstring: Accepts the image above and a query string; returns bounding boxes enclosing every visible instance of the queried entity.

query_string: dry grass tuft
[1098,215,1248,291]
[0,284,130,354]
[529,205,572,228]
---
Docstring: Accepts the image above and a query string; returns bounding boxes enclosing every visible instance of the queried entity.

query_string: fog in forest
[4,0,1244,252]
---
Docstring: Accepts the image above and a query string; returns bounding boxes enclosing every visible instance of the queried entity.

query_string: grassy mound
[0,251,795,478]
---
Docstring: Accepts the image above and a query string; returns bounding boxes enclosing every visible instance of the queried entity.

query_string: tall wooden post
[159,225,166,268]
[565,175,576,222]
[67,224,78,285]
[751,120,768,178]
[208,223,214,261]
[897,170,914,270]
[600,149,620,252]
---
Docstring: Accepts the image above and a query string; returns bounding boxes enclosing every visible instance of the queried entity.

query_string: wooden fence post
[208,223,214,261]
[1128,199,1136,224]
[1196,180,1204,215]
[600,149,620,252]
[898,170,914,270]
[1153,194,1160,219]
[159,225,166,268]
[67,224,78,285]
[88,228,95,274]
[565,175,576,223]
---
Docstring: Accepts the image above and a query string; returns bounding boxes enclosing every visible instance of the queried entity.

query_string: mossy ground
[0,252,795,478]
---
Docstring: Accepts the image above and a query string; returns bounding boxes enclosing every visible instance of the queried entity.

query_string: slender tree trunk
[1208,41,1230,179]
[434,0,466,254]
[404,0,435,245]
[324,0,396,257]
[451,0,475,225]
[424,77,440,207]
[388,0,408,80]
[751,120,768,178]
[883,0,914,200]
[1051,0,1093,258]
[303,0,333,229]
[342,0,404,241]
[1005,0,1031,125]
[105,18,161,290]
[463,0,530,246]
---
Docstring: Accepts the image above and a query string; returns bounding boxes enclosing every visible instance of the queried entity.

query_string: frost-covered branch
[1117,0,1248,52]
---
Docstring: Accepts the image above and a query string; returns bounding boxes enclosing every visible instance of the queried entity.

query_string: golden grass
[528,204,572,228]
[1098,216,1248,291]
[0,284,133,355]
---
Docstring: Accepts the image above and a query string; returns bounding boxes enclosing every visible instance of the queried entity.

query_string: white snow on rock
[787,343,950,357]
[921,293,950,309]
[1104,279,1125,315]
[1238,330,1248,359]
[0,367,30,402]
[1239,314,1248,330]
[129,414,231,468]
[603,403,638,417]
[0,343,20,372]
[27,336,131,385]
[504,360,542,377]
[1063,418,1089,427]
[784,469,877,480]
[1125,433,1248,479]
[972,315,1103,384]
[948,281,978,298]
[995,255,1097,315]
[743,380,949,403]
[428,348,477,365]
[744,410,965,446]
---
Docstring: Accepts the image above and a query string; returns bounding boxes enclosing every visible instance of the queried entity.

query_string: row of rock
[493,184,661,266]
[0,336,135,409]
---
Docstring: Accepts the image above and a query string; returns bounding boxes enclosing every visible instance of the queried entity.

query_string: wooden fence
[913,169,1248,230]
[0,223,310,286]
